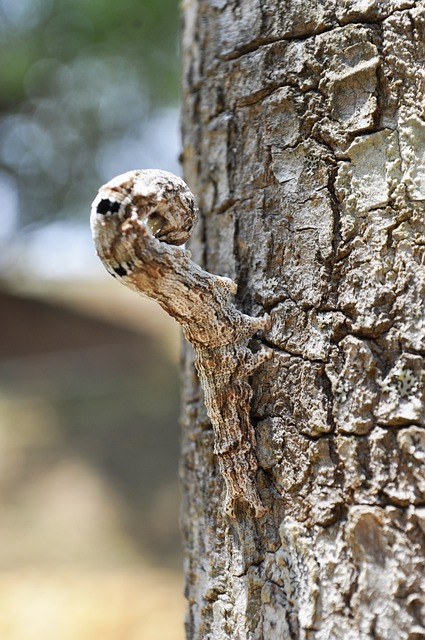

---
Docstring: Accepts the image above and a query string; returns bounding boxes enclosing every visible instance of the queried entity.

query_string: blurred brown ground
[0,279,185,640]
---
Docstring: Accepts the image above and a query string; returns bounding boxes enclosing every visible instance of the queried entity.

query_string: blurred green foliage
[0,0,180,230]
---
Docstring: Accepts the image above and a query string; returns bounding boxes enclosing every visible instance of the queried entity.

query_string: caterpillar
[91,169,271,517]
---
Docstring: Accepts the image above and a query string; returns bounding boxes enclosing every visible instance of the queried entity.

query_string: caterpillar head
[91,169,198,247]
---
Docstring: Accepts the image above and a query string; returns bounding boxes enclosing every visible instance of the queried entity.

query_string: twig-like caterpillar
[90,169,271,517]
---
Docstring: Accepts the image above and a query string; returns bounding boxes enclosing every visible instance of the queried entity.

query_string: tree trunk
[180,1,425,638]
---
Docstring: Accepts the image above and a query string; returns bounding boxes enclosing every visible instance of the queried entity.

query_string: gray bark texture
[179,1,425,638]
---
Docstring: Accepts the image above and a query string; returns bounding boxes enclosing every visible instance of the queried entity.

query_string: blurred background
[0,0,185,638]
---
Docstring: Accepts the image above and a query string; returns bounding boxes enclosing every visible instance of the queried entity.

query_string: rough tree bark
[180,1,425,638]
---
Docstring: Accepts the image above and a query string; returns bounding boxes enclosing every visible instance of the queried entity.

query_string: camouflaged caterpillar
[90,169,271,518]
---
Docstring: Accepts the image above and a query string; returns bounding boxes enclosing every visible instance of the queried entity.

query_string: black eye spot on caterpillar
[90,169,272,518]
[112,264,128,277]
[96,198,122,215]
